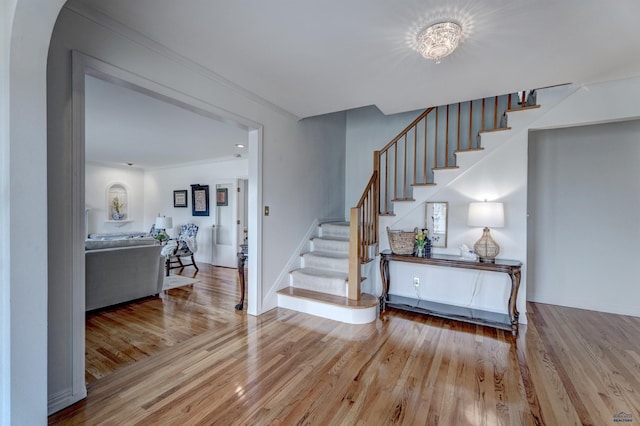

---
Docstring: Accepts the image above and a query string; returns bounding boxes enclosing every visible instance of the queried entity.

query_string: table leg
[379,253,390,313]
[508,269,521,336]
[235,253,246,310]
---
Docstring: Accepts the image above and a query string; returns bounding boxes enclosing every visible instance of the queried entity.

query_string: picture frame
[173,190,188,208]
[216,188,228,206]
[191,184,210,216]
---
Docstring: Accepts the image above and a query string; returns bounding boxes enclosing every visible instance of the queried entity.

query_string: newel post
[348,208,361,300]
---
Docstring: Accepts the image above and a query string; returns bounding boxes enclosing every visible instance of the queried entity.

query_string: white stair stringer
[278,221,378,324]
[380,85,578,250]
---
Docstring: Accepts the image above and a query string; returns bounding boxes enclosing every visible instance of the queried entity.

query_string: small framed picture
[191,184,210,216]
[216,188,228,206]
[173,190,188,208]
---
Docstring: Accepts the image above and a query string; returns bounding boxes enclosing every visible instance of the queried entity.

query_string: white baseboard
[48,386,87,415]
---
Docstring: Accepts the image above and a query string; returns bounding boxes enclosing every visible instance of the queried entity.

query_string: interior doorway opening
[63,51,263,405]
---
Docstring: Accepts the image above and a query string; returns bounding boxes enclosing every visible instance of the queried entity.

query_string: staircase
[278,89,550,325]
[277,222,379,324]
[292,222,349,296]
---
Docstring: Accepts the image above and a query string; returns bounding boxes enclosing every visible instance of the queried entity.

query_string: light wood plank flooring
[50,264,640,425]
[83,265,238,386]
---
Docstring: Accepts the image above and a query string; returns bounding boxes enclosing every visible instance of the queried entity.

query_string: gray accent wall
[528,120,640,316]
[344,105,424,217]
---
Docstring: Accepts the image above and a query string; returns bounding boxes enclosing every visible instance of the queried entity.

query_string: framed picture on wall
[191,184,209,216]
[173,190,188,208]
[216,188,228,206]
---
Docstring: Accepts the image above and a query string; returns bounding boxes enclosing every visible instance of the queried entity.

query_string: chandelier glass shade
[416,21,462,63]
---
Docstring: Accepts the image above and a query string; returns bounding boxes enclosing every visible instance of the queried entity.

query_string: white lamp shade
[467,202,504,228]
[155,216,173,230]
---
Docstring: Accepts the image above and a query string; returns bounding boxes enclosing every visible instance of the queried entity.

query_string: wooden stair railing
[377,91,536,215]
[348,170,378,300]
[347,90,537,300]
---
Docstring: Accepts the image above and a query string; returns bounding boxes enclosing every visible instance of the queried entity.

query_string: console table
[380,250,522,336]
[235,244,248,310]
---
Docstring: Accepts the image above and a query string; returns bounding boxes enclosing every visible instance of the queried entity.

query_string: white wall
[0,0,10,425]
[4,1,67,424]
[86,158,249,266]
[46,5,346,412]
[528,120,640,316]
[382,134,528,319]
[85,163,146,235]
[0,3,12,424]
[144,158,249,265]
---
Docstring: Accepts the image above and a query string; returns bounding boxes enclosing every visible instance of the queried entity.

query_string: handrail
[348,89,537,300]
[379,107,434,153]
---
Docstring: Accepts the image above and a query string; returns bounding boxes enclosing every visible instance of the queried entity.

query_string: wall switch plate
[264,206,270,216]
[413,277,420,287]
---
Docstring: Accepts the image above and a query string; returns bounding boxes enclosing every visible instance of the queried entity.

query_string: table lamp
[467,201,504,262]
[154,216,173,242]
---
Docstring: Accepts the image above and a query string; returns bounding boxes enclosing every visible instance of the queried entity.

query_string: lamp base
[474,227,500,262]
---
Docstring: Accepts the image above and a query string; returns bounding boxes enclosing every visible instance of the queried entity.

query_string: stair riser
[320,223,350,239]
[277,293,377,324]
[311,238,349,253]
[302,255,348,273]
[290,271,347,297]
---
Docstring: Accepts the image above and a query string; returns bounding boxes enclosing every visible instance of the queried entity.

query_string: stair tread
[411,183,436,187]
[278,287,379,309]
[454,147,484,154]
[391,198,415,202]
[432,166,459,171]
[302,250,349,259]
[320,221,349,227]
[505,105,540,113]
[291,267,348,280]
[311,236,349,242]
[478,127,511,134]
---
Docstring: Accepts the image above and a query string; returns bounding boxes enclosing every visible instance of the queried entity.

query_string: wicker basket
[387,227,417,255]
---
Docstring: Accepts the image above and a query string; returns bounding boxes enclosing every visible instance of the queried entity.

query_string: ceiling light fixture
[235,143,245,148]
[416,21,462,64]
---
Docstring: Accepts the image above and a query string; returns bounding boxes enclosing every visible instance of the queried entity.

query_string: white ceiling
[85,75,249,169]
[71,0,640,119]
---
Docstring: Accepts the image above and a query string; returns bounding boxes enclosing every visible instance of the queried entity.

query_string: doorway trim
[66,51,263,408]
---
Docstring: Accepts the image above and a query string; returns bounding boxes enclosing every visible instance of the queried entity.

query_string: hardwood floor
[50,264,640,425]
[84,265,238,386]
